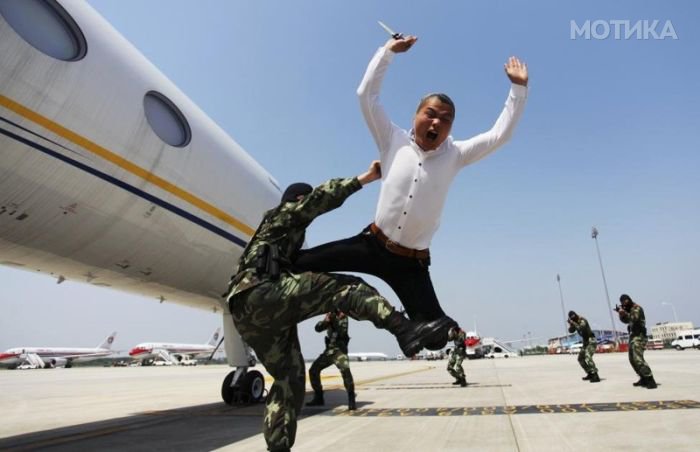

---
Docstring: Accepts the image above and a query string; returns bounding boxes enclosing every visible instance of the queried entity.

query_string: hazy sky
[1,1,698,359]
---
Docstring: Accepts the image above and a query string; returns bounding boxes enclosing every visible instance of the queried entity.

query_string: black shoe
[644,376,657,389]
[588,373,600,383]
[424,317,459,350]
[452,379,462,385]
[306,392,324,407]
[386,312,455,357]
[348,392,357,410]
[582,374,591,381]
[632,377,644,387]
[459,378,468,387]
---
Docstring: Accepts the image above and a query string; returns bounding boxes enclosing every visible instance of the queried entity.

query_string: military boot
[582,374,591,381]
[385,311,455,357]
[452,379,462,385]
[306,391,324,406]
[348,392,357,410]
[588,373,600,383]
[643,376,658,389]
[633,377,645,387]
[459,377,468,387]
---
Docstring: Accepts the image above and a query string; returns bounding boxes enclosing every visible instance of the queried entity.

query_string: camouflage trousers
[229,271,394,452]
[628,336,652,377]
[309,347,354,396]
[447,350,466,380]
[577,342,598,374]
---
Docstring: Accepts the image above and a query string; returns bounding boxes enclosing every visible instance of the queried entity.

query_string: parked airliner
[129,328,222,365]
[0,332,117,369]
[0,0,276,402]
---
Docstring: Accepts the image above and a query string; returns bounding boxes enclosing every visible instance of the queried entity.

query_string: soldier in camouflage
[306,310,356,410]
[616,294,657,389]
[567,311,600,383]
[446,326,467,387]
[224,161,453,452]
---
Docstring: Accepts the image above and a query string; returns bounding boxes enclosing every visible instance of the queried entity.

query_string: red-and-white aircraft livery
[0,332,117,368]
[128,328,221,365]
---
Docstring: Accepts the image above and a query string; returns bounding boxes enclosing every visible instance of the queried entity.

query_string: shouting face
[413,96,454,151]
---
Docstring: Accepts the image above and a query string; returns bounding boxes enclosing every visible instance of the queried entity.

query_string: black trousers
[294,225,446,322]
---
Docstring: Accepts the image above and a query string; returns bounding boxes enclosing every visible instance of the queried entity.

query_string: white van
[671,329,700,350]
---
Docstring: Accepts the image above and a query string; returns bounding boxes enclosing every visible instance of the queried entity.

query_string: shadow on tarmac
[0,390,352,452]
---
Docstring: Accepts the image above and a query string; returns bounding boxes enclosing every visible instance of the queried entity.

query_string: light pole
[556,274,568,337]
[661,301,678,323]
[591,226,618,347]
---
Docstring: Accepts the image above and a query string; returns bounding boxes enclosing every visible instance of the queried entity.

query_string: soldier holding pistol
[616,294,657,389]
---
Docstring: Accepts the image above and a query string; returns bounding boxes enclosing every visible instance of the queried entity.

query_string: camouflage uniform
[309,312,354,400]
[225,177,401,452]
[447,329,467,383]
[568,316,598,375]
[618,304,653,378]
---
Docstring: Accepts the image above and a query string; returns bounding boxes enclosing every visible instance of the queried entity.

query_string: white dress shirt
[357,46,528,250]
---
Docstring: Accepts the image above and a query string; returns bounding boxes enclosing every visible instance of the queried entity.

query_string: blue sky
[1,1,698,357]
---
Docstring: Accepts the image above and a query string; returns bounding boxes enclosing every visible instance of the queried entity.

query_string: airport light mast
[556,274,568,337]
[591,227,618,348]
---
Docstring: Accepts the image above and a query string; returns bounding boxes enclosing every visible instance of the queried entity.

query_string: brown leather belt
[369,223,430,259]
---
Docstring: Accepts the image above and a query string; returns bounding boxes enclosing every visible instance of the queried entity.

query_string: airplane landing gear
[221,368,265,405]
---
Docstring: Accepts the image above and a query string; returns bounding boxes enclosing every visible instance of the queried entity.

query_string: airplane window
[143,91,192,147]
[0,0,87,61]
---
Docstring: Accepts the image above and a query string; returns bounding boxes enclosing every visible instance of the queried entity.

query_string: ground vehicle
[671,329,700,350]
[485,346,517,359]
[568,342,583,354]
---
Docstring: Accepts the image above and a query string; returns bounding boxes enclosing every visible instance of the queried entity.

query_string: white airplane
[0,331,117,369]
[0,1,279,403]
[129,328,222,365]
[348,352,389,361]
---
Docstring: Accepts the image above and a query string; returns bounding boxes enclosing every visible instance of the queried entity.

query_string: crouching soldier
[567,311,600,383]
[224,161,453,452]
[307,309,356,410]
[447,326,467,387]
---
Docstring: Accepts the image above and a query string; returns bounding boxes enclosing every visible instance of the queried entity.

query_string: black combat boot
[452,379,462,385]
[632,377,645,387]
[385,311,455,357]
[306,391,324,406]
[588,373,600,383]
[643,376,657,389]
[582,374,591,381]
[459,377,468,387]
[348,392,357,411]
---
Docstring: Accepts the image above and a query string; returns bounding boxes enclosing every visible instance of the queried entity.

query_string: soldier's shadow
[300,388,368,415]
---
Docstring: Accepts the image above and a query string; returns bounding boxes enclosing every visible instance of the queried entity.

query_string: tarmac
[1,349,699,451]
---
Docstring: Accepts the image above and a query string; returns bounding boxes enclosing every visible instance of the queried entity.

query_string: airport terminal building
[547,329,627,354]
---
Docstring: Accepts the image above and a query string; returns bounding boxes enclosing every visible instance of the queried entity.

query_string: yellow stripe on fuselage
[0,94,254,236]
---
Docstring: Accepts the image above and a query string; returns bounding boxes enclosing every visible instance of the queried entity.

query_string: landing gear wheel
[221,370,266,405]
[241,370,265,402]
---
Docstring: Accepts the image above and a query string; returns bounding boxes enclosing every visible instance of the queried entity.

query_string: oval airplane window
[0,0,87,61]
[143,91,192,147]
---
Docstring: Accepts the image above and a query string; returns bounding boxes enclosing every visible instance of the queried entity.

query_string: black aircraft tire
[241,370,265,402]
[221,370,237,405]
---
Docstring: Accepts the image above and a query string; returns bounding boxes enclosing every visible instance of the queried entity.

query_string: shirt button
[414,179,418,182]
[403,212,407,215]
[409,195,413,199]
[419,163,422,166]
[398,226,402,230]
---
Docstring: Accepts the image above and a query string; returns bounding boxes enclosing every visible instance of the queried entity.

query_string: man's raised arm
[455,56,529,167]
[356,36,417,154]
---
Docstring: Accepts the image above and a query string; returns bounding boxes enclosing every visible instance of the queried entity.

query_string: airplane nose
[129,347,149,356]
[0,353,17,361]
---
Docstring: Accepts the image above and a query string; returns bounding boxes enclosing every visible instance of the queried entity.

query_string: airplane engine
[46,358,68,368]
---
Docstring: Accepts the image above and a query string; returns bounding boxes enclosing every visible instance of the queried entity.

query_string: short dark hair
[416,93,456,116]
[619,294,632,303]
[568,311,577,319]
